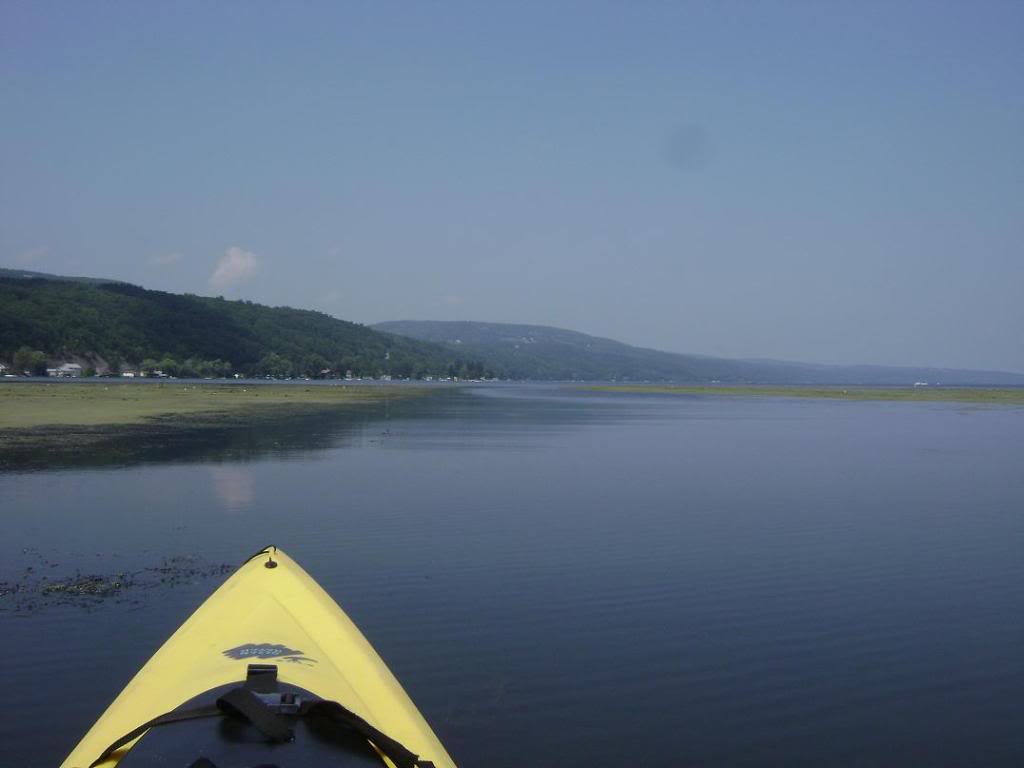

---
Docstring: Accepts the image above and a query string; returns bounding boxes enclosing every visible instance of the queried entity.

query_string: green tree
[255,352,293,378]
[28,350,49,376]
[13,346,33,374]
[157,357,180,377]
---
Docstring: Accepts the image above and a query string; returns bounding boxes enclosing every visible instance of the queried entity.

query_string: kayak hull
[62,548,456,768]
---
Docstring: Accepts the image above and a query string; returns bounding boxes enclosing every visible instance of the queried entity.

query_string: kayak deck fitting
[62,547,456,768]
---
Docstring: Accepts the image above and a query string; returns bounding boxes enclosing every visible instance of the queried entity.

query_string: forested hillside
[375,320,747,381]
[4,275,1020,385]
[374,320,1024,386]
[0,278,486,378]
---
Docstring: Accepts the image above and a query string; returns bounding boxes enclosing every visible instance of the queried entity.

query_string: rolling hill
[4,267,1019,385]
[373,320,1024,386]
[0,277,486,379]
[0,266,122,286]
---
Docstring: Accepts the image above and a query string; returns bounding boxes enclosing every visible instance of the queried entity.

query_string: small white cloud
[150,252,183,267]
[209,246,259,291]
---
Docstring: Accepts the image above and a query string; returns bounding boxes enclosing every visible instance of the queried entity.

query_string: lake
[2,384,1023,767]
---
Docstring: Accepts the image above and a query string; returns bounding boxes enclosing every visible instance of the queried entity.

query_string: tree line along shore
[0,277,491,381]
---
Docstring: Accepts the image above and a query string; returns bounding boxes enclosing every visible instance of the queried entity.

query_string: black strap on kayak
[217,688,294,743]
[89,681,294,766]
[88,704,222,767]
[300,699,435,768]
[89,681,436,768]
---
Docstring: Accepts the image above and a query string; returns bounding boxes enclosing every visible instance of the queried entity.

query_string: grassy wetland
[587,384,1024,404]
[0,381,424,430]
[0,381,431,468]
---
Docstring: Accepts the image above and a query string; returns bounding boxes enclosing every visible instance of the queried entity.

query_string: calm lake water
[2,384,1023,767]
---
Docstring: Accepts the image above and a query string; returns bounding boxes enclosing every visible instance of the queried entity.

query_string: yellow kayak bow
[62,547,457,768]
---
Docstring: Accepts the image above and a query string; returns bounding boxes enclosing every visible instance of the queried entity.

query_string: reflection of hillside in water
[0,400,392,472]
[0,386,647,472]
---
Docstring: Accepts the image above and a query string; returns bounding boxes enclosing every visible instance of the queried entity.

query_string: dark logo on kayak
[222,643,317,665]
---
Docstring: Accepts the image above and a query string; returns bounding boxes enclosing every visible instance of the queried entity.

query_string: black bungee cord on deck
[88,664,436,768]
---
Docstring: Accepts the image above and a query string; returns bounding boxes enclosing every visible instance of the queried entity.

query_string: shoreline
[0,382,440,471]
[0,381,433,431]
[584,384,1024,404]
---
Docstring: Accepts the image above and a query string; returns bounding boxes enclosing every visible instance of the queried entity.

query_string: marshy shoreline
[0,381,436,468]
[586,384,1024,404]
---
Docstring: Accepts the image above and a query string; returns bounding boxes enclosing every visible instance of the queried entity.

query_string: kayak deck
[62,548,456,768]
[114,681,385,766]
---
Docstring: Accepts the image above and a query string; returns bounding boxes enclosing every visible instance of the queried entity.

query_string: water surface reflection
[2,385,1022,767]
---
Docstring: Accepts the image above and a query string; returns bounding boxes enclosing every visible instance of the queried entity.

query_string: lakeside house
[54,363,83,378]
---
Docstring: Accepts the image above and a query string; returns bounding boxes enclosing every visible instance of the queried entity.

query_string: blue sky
[2,1,1022,371]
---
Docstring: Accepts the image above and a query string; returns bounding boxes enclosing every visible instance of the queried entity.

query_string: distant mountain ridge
[0,266,123,286]
[373,320,1024,386]
[3,267,1019,385]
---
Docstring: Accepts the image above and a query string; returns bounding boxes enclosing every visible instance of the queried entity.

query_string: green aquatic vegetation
[1,552,236,614]
[41,576,125,597]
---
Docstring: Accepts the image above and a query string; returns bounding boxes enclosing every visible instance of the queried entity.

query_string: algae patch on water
[0,552,235,615]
